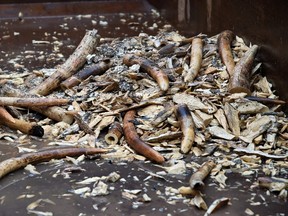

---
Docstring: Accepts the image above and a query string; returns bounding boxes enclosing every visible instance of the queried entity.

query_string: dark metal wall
[0,0,152,17]
[0,0,95,3]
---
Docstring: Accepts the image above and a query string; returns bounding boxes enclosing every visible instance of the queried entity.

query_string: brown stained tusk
[0,97,69,107]
[0,147,107,180]
[175,104,195,154]
[0,107,16,123]
[123,54,169,91]
[104,122,123,145]
[123,110,165,163]
[30,29,100,96]
[184,37,203,83]
[2,85,74,124]
[217,30,236,76]
[228,45,258,95]
[189,160,216,189]
[61,59,112,89]
[1,117,44,137]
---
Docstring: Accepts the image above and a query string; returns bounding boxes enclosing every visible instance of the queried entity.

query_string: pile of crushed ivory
[0,28,287,215]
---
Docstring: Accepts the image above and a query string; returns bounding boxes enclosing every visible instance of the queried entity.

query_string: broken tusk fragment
[189,160,216,189]
[217,30,235,76]
[105,122,123,145]
[0,147,107,179]
[61,59,112,89]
